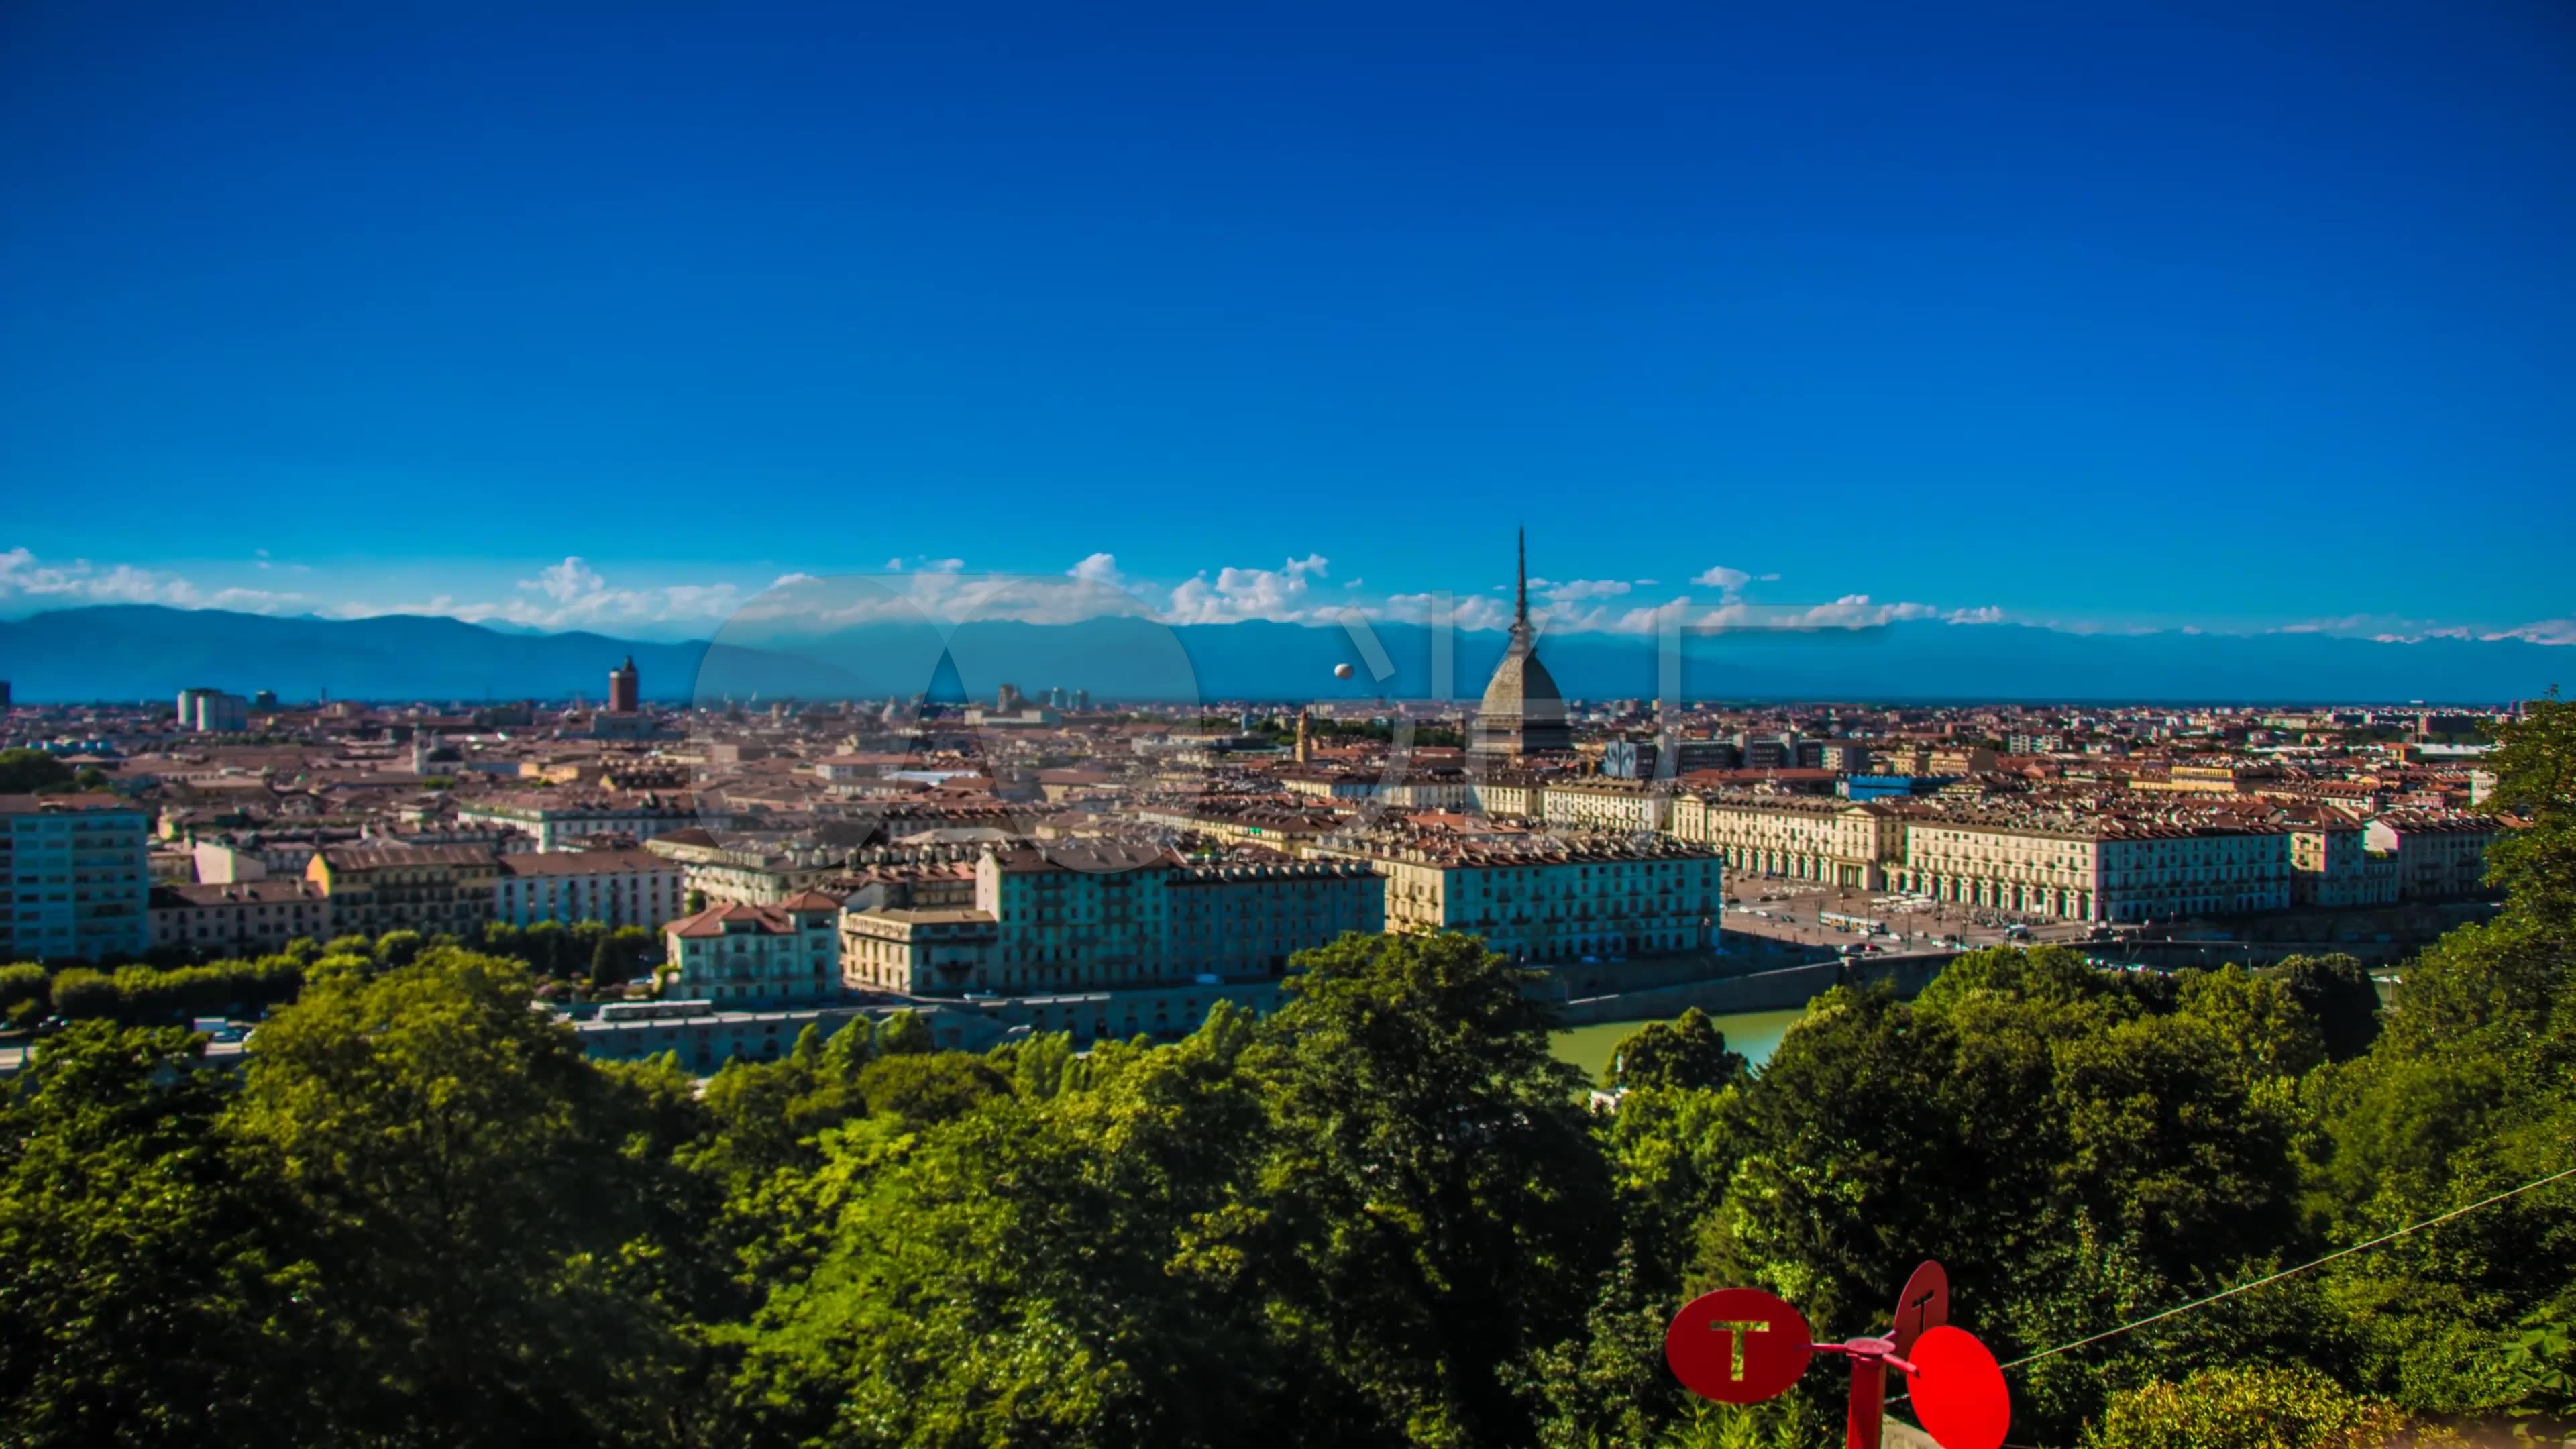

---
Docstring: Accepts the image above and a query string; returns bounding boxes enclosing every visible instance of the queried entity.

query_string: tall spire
[1510,525,1538,650]
[1513,525,1530,639]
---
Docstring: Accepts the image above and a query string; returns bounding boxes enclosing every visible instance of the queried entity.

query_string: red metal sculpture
[1664,1260,2009,1449]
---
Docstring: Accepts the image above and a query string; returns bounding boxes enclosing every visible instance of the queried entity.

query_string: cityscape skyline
[6,4,2573,645]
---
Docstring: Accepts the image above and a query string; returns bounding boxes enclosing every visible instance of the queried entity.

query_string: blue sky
[3,1,2571,643]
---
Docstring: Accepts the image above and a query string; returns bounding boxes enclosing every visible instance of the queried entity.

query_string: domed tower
[1468,529,1572,760]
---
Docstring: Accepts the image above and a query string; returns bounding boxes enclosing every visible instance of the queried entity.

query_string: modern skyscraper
[608,655,640,714]
[1468,529,1572,759]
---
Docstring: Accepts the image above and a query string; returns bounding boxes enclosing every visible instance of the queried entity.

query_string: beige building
[1892,815,2292,922]
[843,908,1002,994]
[2288,817,2398,908]
[148,879,334,955]
[307,842,499,936]
[1670,792,1898,889]
[1355,834,1722,965]
[2365,812,2501,901]
[1539,778,1670,834]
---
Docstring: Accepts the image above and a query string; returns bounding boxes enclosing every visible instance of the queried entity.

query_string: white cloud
[1385,592,1512,631]
[2485,619,2576,646]
[1945,606,2006,625]
[1163,554,1332,624]
[771,572,819,588]
[1066,552,1127,588]
[520,556,606,604]
[1542,578,1631,604]
[0,547,307,614]
[1688,565,1779,601]
[346,556,745,631]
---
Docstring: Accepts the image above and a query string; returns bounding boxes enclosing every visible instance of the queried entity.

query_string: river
[1551,1007,1808,1086]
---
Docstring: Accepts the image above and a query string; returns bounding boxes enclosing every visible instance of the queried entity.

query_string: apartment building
[1539,778,1671,834]
[1670,792,1898,890]
[2365,811,2501,902]
[456,792,708,851]
[1,793,152,961]
[306,842,500,936]
[148,878,333,955]
[2289,817,2398,908]
[1892,814,2292,922]
[494,848,687,929]
[841,843,1385,996]
[664,893,843,1007]
[1356,834,1722,966]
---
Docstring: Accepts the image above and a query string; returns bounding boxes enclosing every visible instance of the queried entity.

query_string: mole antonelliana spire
[1469,527,1570,759]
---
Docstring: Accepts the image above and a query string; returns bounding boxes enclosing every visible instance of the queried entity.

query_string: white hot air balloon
[1333,663,1356,680]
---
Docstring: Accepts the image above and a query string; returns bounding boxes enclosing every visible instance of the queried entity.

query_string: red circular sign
[1664,1287,1813,1404]
[1909,1324,2010,1449]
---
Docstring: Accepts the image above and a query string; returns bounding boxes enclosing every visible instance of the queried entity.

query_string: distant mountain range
[0,604,2561,707]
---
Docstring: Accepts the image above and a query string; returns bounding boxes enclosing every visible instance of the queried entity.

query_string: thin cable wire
[1885,1159,2575,1417]
[1998,1162,2576,1372]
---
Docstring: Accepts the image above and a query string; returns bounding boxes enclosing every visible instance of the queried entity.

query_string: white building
[663,892,843,1008]
[495,849,687,930]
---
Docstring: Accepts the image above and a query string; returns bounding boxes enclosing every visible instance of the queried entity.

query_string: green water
[1552,1008,1807,1087]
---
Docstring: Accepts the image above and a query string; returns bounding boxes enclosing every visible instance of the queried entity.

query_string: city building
[2364,811,2501,902]
[607,655,640,714]
[1890,815,2293,922]
[148,878,333,955]
[1468,531,1572,761]
[843,842,1387,996]
[494,848,687,929]
[1672,792,1898,890]
[1354,833,1722,965]
[1,793,152,961]
[176,687,250,733]
[663,892,843,1007]
[1540,777,1672,833]
[2289,815,2398,908]
[456,792,706,851]
[306,841,500,936]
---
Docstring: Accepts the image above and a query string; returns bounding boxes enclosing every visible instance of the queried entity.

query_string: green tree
[589,932,626,989]
[1236,930,1613,1447]
[876,1009,934,1055]
[0,749,74,794]
[225,947,698,1444]
[1601,1006,1749,1092]
[0,1023,302,1446]
[731,1005,1282,1449]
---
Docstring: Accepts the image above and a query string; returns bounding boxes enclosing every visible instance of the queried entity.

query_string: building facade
[1360,835,1723,965]
[2288,818,2399,908]
[663,892,843,1007]
[306,842,500,936]
[2365,812,2500,902]
[494,848,688,928]
[1671,792,1898,889]
[1890,816,2293,922]
[458,793,705,852]
[148,878,333,955]
[842,843,1387,996]
[1,793,152,961]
